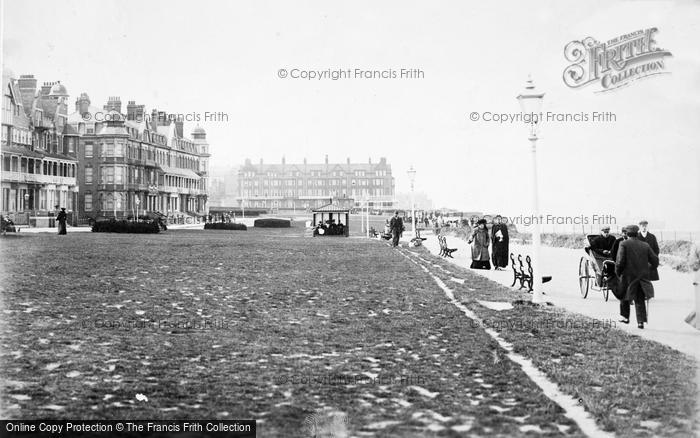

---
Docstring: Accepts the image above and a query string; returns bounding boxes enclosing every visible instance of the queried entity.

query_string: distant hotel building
[237,156,395,211]
[1,72,210,226]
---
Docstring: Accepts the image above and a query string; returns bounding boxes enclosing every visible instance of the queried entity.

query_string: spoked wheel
[578,256,589,298]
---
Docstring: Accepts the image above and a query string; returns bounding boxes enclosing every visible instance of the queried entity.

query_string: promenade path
[420,230,700,362]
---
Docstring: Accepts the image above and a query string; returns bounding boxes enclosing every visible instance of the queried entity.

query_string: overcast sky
[3,0,699,231]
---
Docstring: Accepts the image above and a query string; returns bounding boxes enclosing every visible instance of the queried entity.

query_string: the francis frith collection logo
[563,27,672,92]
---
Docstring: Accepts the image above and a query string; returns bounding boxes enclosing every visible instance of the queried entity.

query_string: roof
[49,82,68,97]
[66,105,104,125]
[240,160,391,176]
[312,203,351,213]
[158,164,201,179]
[97,122,130,137]
[1,145,44,158]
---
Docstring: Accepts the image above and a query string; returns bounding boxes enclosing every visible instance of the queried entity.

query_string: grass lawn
[0,226,695,437]
[405,248,697,437]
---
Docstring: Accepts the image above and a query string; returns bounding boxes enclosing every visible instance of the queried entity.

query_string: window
[84,194,92,211]
[84,143,93,158]
[85,167,93,184]
[101,141,124,157]
[100,166,125,184]
[39,189,47,210]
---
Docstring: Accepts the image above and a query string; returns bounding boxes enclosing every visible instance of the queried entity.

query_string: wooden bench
[510,252,552,292]
[410,229,428,246]
[438,234,457,258]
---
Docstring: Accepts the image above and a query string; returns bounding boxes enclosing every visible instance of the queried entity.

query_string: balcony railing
[1,171,77,186]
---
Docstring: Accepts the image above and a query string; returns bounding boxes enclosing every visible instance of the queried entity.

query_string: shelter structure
[312,203,350,237]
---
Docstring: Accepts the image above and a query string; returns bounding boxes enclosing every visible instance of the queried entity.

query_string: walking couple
[467,215,509,270]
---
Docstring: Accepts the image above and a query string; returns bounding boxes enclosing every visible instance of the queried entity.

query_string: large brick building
[237,156,395,211]
[1,74,79,226]
[65,95,210,219]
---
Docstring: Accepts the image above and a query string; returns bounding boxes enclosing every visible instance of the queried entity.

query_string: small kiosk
[312,203,350,237]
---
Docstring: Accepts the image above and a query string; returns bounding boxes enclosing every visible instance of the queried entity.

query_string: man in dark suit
[610,227,628,261]
[637,220,660,281]
[605,227,628,290]
[615,225,659,329]
[389,211,404,247]
[590,226,615,257]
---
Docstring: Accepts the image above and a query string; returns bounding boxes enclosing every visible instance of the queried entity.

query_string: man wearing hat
[638,220,660,281]
[389,211,405,247]
[588,225,616,285]
[615,224,659,328]
[610,226,628,261]
[590,225,616,258]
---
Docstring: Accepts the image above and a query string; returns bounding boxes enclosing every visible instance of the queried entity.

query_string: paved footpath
[419,231,700,362]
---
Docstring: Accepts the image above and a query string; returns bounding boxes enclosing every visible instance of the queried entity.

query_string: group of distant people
[467,215,510,270]
[313,219,346,236]
[588,220,659,329]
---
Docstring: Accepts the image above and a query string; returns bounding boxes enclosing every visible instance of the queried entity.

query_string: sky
[2,0,699,231]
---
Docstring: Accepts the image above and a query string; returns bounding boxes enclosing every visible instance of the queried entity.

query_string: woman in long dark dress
[468,219,491,269]
[57,208,67,235]
[491,215,509,270]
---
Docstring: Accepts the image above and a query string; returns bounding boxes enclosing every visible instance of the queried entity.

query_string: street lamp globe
[407,166,416,186]
[516,76,545,115]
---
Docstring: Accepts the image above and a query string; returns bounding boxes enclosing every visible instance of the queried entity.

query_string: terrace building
[237,156,395,211]
[66,96,210,219]
[1,74,79,226]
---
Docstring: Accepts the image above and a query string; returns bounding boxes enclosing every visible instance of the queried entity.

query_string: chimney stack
[17,75,37,114]
[40,81,53,96]
[127,100,145,121]
[104,96,122,113]
[76,92,91,115]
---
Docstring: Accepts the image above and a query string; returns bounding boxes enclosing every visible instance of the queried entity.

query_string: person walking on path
[615,224,659,329]
[491,215,509,270]
[57,207,67,235]
[389,211,405,247]
[638,220,660,281]
[468,218,491,270]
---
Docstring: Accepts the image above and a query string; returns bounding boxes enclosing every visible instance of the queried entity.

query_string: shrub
[92,219,160,234]
[204,222,247,231]
[254,218,291,228]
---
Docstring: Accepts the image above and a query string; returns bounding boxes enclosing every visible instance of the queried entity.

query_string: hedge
[253,218,291,228]
[92,219,160,234]
[204,223,247,230]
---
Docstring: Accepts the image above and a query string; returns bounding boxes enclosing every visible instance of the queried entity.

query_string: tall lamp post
[407,166,417,239]
[517,76,545,304]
